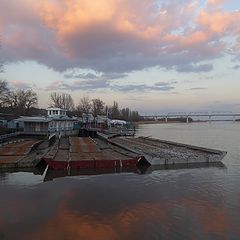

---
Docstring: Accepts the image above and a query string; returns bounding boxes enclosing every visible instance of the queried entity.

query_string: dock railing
[0,131,22,140]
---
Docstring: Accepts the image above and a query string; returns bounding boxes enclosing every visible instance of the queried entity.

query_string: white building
[16,108,79,135]
[46,108,67,118]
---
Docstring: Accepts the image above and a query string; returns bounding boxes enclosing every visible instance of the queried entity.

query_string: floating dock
[0,139,48,168]
[43,137,147,170]
[109,136,227,165]
[0,133,227,171]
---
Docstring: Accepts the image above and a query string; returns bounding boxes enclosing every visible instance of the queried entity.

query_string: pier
[0,131,227,171]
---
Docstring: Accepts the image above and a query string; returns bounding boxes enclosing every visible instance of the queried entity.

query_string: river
[0,122,240,239]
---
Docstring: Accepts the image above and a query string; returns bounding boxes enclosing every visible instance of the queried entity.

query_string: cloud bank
[1,0,240,74]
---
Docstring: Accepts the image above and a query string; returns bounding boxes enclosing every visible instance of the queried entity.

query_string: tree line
[0,82,142,122]
[49,92,142,122]
[0,80,38,115]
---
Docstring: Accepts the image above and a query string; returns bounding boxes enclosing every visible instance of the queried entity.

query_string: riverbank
[135,120,187,125]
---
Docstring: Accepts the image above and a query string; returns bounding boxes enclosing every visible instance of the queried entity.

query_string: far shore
[134,120,190,125]
[134,120,238,125]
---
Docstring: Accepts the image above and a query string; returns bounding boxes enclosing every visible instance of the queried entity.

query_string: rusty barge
[0,132,227,171]
[42,136,148,170]
[0,139,49,168]
[108,136,227,165]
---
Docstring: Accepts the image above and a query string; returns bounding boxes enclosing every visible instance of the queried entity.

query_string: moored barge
[42,137,147,170]
[0,139,47,168]
[109,136,227,165]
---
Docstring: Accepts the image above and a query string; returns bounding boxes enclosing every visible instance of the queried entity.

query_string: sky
[0,0,240,114]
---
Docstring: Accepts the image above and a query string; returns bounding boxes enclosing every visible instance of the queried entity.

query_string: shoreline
[134,121,191,125]
[134,120,238,125]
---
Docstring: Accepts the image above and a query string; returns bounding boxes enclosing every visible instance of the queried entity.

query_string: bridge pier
[186,117,189,123]
[165,117,168,123]
[209,116,212,123]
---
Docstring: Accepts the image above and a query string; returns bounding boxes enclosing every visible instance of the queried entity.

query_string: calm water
[1,123,240,240]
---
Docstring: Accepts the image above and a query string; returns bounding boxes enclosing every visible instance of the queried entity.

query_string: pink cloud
[9,80,32,89]
[197,10,240,34]
[0,0,240,73]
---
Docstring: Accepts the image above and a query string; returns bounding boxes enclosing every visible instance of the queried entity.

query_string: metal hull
[43,156,143,170]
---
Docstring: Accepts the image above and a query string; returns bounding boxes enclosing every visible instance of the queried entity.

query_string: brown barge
[0,139,46,168]
[42,137,147,170]
[0,133,227,171]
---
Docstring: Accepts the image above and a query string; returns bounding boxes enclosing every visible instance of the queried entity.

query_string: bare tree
[24,90,38,110]
[0,42,4,74]
[110,101,120,119]
[0,80,9,107]
[121,107,130,121]
[50,92,62,108]
[92,98,105,117]
[1,89,38,114]
[50,92,74,110]
[1,90,16,108]
[0,41,7,107]
[0,80,8,96]
[77,96,92,115]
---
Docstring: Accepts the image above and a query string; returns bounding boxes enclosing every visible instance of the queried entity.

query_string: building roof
[17,117,53,123]
[15,114,78,123]
[110,119,127,124]
[46,107,67,111]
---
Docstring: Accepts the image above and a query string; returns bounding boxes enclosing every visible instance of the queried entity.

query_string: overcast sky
[1,0,240,114]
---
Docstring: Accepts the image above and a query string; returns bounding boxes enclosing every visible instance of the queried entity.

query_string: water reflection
[44,167,142,182]
[0,162,238,240]
[1,122,240,239]
[44,162,226,182]
[0,161,226,185]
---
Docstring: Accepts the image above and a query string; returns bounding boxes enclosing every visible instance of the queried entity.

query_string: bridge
[142,111,240,123]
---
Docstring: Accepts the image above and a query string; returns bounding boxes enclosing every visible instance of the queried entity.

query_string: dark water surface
[1,123,240,240]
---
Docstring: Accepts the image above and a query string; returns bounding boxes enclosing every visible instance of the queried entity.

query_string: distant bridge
[142,111,240,123]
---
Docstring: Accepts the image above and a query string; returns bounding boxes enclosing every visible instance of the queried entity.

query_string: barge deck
[0,139,48,168]
[0,133,227,171]
[43,137,146,170]
[109,136,227,165]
